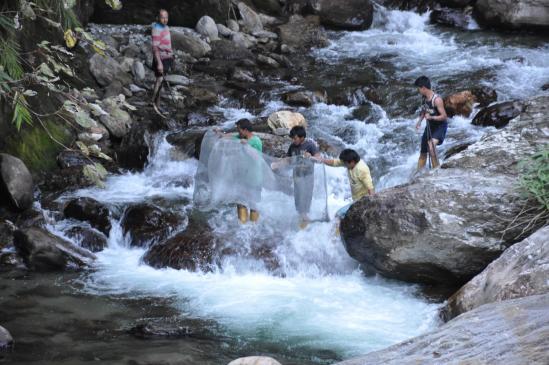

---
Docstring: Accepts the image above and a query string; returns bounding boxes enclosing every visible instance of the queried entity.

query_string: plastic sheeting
[194,131,329,222]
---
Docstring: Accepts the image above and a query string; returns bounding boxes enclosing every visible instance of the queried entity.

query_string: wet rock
[443,140,475,159]
[65,226,108,253]
[335,294,549,365]
[277,15,329,50]
[255,132,291,157]
[444,90,476,117]
[0,325,13,350]
[116,121,151,171]
[232,68,257,83]
[542,83,549,91]
[228,357,282,365]
[166,128,207,159]
[443,226,549,321]
[121,203,186,248]
[89,53,131,87]
[238,2,264,33]
[171,29,211,58]
[0,153,34,212]
[0,221,15,250]
[282,90,327,107]
[185,87,219,107]
[317,0,374,30]
[474,0,549,29]
[267,111,307,134]
[430,7,476,29]
[196,15,219,40]
[13,227,96,271]
[471,100,523,129]
[39,167,94,193]
[142,218,216,272]
[470,86,497,107]
[210,39,254,60]
[64,197,111,235]
[341,95,549,285]
[439,0,474,7]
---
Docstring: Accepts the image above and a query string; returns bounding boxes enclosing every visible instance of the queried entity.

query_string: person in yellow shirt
[313,149,374,219]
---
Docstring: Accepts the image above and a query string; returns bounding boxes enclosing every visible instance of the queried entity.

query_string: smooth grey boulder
[335,293,549,365]
[0,325,13,350]
[238,2,264,33]
[0,153,33,211]
[228,357,282,365]
[341,95,549,285]
[171,29,212,58]
[196,15,219,40]
[89,53,131,87]
[277,15,329,50]
[475,0,549,29]
[444,225,549,320]
[13,227,96,271]
[131,60,145,81]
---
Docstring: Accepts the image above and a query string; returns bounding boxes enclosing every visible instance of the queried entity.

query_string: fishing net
[194,131,329,223]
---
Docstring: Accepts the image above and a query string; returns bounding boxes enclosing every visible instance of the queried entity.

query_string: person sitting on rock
[272,126,321,229]
[217,118,263,224]
[313,148,374,220]
[414,75,448,170]
[151,9,174,115]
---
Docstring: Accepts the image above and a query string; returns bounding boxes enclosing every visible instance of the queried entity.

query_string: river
[1,6,548,365]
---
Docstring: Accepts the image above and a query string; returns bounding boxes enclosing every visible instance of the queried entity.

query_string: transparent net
[194,131,329,223]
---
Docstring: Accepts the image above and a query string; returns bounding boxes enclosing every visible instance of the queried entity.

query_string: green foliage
[35,0,80,30]
[519,147,549,211]
[12,92,32,130]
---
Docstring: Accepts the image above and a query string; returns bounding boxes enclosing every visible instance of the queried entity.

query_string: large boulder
[317,0,374,30]
[196,15,219,40]
[142,218,216,272]
[277,15,329,50]
[13,227,96,271]
[0,153,33,211]
[64,197,111,235]
[65,226,108,253]
[171,29,212,58]
[166,128,207,159]
[115,121,151,170]
[474,0,549,29]
[471,100,524,129]
[340,95,549,285]
[334,293,549,365]
[89,53,131,87]
[99,96,133,139]
[282,90,327,107]
[121,203,186,248]
[444,225,549,320]
[255,132,291,157]
[0,325,13,350]
[267,111,307,134]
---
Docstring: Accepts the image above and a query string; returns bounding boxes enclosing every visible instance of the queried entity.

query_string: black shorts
[421,121,448,153]
[153,57,173,77]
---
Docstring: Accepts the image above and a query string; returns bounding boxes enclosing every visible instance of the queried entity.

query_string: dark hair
[289,126,306,138]
[236,118,253,132]
[339,149,360,164]
[414,76,431,90]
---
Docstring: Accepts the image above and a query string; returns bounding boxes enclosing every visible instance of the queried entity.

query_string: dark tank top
[422,94,447,123]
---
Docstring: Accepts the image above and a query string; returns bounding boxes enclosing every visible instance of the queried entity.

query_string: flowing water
[2,7,549,365]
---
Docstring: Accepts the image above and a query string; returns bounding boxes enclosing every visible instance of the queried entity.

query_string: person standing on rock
[313,149,374,220]
[272,126,321,229]
[414,76,448,170]
[151,9,174,115]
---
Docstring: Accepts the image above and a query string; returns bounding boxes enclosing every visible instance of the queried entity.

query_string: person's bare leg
[152,76,163,108]
[428,138,440,168]
[417,153,428,170]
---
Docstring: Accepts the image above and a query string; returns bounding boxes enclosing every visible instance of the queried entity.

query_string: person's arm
[426,96,447,122]
[313,156,343,167]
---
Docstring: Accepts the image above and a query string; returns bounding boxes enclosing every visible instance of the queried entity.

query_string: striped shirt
[152,22,173,60]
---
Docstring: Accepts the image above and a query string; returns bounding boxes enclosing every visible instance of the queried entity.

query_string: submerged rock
[335,293,549,365]
[341,95,549,285]
[65,226,108,253]
[13,227,96,271]
[471,100,523,129]
[0,153,34,212]
[64,197,111,235]
[444,225,549,321]
[121,203,186,248]
[0,325,13,350]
